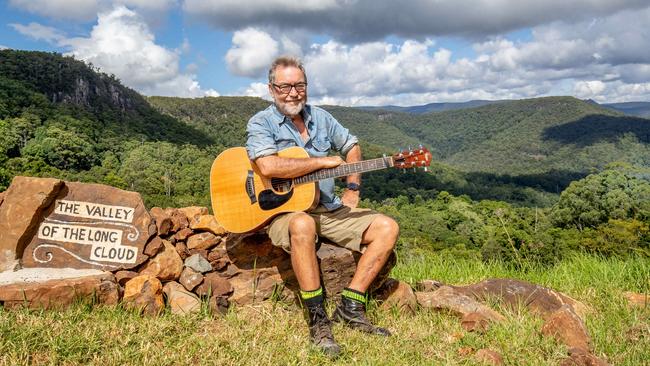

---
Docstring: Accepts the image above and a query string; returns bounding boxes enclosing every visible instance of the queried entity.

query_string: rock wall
[0,176,393,314]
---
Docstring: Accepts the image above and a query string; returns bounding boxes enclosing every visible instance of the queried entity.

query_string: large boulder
[19,180,155,271]
[374,278,417,314]
[451,278,590,319]
[225,233,396,301]
[0,176,64,271]
[416,286,506,323]
[0,269,118,309]
[541,304,592,351]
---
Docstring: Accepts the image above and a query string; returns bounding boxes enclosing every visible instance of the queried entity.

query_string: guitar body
[210,146,319,233]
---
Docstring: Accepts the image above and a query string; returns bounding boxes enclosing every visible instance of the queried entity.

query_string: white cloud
[9,0,176,21]
[235,6,650,105]
[0,45,9,50]
[11,7,217,97]
[225,28,279,78]
[240,82,271,100]
[574,80,606,99]
[9,22,67,44]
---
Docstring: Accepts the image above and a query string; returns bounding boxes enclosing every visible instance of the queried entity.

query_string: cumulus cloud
[574,80,607,99]
[9,0,176,21]
[237,6,650,105]
[225,28,279,78]
[12,6,217,97]
[224,27,312,78]
[184,0,649,42]
[240,82,272,100]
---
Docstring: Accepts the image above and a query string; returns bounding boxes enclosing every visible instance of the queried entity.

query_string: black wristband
[346,182,360,191]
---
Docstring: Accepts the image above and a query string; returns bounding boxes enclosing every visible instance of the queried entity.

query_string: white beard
[274,97,306,117]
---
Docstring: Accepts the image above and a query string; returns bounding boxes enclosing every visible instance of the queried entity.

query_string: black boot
[333,296,392,336]
[306,301,341,357]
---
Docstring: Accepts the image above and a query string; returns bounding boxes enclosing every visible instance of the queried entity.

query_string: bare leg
[289,212,320,291]
[348,215,399,292]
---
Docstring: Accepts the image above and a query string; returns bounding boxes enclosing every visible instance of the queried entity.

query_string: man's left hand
[341,189,360,208]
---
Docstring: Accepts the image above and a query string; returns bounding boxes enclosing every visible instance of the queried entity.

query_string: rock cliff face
[0,49,144,115]
[50,76,137,113]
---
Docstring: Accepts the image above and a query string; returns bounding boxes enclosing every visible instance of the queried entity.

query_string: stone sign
[0,179,156,271]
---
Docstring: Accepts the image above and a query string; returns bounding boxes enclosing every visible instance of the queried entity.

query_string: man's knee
[367,215,399,250]
[288,212,316,245]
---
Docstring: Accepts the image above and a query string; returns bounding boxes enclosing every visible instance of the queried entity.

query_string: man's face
[269,65,307,118]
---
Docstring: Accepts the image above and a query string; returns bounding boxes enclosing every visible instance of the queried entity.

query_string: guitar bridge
[245,170,257,204]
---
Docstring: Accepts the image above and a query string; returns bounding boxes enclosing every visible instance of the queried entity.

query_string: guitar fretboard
[294,156,394,185]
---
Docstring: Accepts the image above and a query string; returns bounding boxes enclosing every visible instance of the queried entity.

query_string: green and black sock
[300,287,324,307]
[341,287,367,305]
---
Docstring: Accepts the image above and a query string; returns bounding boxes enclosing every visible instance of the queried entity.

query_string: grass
[1,252,648,365]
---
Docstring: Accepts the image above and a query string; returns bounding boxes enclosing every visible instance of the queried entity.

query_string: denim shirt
[246,104,359,211]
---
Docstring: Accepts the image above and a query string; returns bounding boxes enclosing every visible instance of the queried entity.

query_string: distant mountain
[0,49,213,146]
[601,102,650,118]
[362,99,650,119]
[2,50,648,207]
[369,97,650,175]
[358,100,499,114]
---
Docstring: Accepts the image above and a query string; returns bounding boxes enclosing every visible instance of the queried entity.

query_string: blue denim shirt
[246,104,359,211]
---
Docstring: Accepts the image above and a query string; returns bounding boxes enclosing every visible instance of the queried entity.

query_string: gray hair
[268,56,307,84]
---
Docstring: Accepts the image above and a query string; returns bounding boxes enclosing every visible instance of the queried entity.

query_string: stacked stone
[119,206,235,316]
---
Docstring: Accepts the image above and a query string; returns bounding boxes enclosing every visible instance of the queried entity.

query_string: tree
[22,123,96,171]
[552,169,650,229]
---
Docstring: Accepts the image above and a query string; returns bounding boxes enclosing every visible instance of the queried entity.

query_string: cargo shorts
[267,205,380,253]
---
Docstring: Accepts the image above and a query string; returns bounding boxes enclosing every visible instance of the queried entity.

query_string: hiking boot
[332,296,392,336]
[306,302,341,357]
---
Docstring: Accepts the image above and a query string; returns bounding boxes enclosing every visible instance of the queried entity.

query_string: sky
[1,0,650,106]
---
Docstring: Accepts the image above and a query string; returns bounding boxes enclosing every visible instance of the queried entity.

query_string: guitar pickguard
[258,189,294,210]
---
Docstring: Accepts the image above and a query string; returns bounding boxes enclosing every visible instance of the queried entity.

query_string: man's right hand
[320,156,345,168]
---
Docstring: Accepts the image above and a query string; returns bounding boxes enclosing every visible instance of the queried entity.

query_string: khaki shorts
[267,205,381,253]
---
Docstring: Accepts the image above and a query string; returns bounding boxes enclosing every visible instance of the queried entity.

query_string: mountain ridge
[2,50,649,207]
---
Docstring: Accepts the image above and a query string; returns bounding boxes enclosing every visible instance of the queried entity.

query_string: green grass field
[1,253,648,365]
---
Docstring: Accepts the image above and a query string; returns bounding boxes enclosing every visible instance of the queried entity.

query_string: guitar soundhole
[270,178,293,193]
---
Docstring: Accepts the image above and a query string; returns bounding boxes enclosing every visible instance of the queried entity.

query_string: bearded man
[245,56,399,357]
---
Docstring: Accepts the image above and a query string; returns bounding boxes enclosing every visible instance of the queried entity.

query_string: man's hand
[320,156,345,168]
[341,189,360,208]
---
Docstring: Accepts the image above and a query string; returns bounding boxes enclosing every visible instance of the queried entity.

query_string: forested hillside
[1,50,649,261]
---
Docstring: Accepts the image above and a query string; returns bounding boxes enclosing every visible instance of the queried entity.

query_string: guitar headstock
[392,145,432,171]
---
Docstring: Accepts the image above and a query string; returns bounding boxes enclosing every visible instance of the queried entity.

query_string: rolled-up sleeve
[246,117,278,160]
[327,113,358,155]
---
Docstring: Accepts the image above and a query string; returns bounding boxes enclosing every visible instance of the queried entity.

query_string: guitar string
[268,158,393,188]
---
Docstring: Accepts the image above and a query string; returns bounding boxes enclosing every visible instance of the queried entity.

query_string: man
[245,56,399,357]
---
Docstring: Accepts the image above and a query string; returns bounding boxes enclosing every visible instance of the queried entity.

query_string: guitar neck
[294,156,395,185]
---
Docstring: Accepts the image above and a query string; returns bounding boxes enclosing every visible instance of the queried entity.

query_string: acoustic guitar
[210,146,432,233]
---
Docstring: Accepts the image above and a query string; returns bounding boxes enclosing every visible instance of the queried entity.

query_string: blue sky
[2,1,650,106]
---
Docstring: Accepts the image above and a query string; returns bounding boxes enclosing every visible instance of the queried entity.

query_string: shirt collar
[270,103,312,126]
